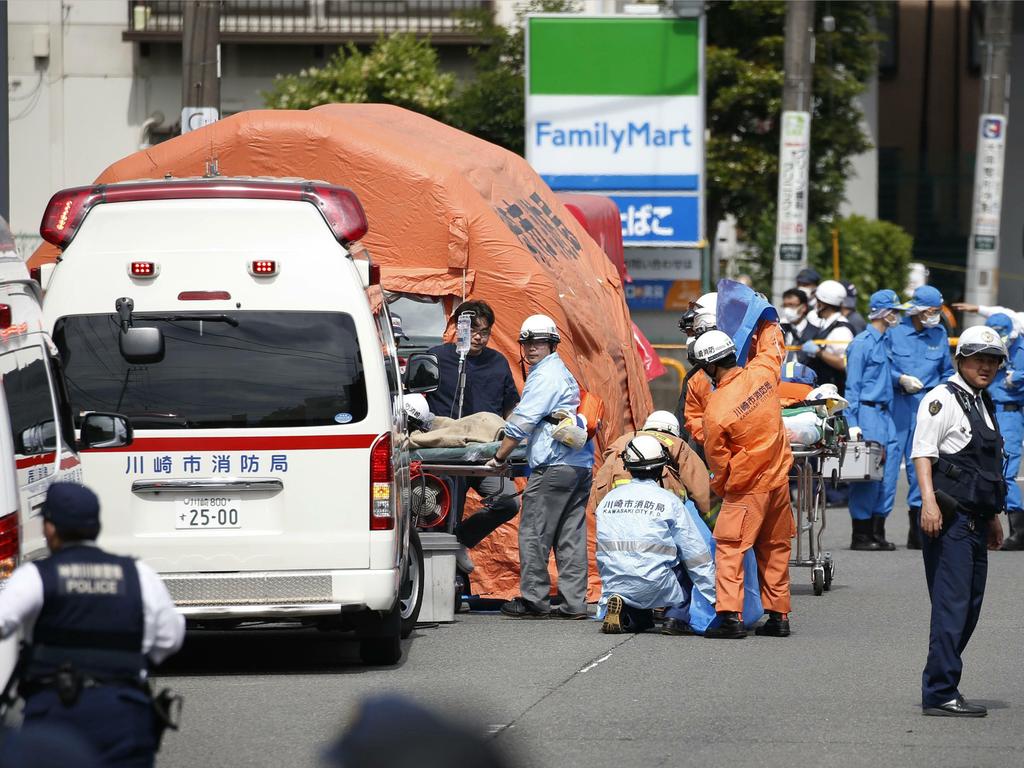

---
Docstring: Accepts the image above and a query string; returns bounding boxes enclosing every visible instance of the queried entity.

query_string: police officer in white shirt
[911,326,1006,718]
[0,482,185,766]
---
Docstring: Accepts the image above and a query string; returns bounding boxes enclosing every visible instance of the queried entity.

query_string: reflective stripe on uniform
[612,479,631,487]
[682,551,712,569]
[597,540,677,557]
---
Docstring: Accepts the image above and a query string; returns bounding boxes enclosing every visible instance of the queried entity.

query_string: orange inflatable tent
[30,104,654,601]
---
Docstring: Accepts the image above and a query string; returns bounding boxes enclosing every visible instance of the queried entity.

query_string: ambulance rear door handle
[131,478,284,493]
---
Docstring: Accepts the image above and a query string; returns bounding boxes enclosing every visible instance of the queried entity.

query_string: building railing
[125,0,494,44]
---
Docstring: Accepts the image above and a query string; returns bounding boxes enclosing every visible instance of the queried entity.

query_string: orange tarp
[30,105,654,601]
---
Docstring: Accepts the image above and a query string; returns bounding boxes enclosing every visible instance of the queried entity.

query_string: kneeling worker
[693,323,795,639]
[593,410,711,522]
[597,435,716,635]
[0,483,185,766]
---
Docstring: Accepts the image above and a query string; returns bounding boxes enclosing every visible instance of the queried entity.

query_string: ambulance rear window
[53,311,368,429]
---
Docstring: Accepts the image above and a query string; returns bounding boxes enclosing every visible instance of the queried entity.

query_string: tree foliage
[707,1,882,278]
[262,33,455,117]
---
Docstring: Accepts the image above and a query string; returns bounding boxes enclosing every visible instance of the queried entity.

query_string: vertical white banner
[776,111,811,259]
[772,110,812,304]
[965,113,1008,316]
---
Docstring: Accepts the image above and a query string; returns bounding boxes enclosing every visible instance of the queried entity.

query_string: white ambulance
[0,219,133,679]
[38,178,436,666]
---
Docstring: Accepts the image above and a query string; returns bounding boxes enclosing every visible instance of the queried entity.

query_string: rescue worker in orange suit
[692,323,795,639]
[593,410,712,523]
[675,293,718,455]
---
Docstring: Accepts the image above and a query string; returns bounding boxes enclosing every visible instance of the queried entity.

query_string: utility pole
[772,0,815,306]
[181,1,221,136]
[964,0,1012,325]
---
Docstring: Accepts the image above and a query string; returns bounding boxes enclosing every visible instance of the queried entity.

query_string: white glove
[899,374,924,394]
[485,457,507,469]
[847,426,863,441]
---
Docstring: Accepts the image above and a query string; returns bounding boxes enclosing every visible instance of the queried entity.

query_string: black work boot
[907,507,922,550]
[704,611,747,639]
[851,518,882,551]
[754,611,791,637]
[1002,511,1024,551]
[872,515,896,551]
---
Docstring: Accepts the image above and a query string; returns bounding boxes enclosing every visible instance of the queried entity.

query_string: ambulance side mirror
[80,413,134,450]
[404,353,439,394]
[120,326,165,365]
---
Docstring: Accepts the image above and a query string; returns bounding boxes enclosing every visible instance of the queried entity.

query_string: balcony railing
[124,0,494,44]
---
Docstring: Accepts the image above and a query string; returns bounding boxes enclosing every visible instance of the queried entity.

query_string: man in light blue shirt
[844,289,908,551]
[596,435,715,635]
[487,314,594,619]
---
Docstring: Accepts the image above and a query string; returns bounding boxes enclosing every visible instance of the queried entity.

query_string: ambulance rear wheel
[359,635,402,666]
[400,529,424,639]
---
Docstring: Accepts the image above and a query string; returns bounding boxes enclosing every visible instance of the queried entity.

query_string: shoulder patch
[929,400,942,416]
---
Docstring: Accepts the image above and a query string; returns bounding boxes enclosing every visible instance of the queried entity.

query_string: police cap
[42,483,100,531]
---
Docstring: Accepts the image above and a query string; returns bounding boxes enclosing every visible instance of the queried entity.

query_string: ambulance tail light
[369,433,394,531]
[40,179,368,250]
[0,513,19,581]
[0,304,10,329]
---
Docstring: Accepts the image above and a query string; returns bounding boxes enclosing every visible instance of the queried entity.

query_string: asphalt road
[156,487,1024,768]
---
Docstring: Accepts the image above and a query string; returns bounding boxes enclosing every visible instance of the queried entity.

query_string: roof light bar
[129,261,159,279]
[249,259,278,277]
[40,178,369,250]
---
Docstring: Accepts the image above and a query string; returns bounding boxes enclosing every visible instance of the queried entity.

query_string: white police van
[38,178,435,665]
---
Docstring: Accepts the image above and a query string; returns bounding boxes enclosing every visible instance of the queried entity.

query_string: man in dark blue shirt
[426,301,521,572]
[427,306,520,419]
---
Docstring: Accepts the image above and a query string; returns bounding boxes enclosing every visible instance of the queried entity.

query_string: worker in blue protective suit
[888,285,955,548]
[596,435,716,635]
[844,289,909,551]
[984,313,1024,550]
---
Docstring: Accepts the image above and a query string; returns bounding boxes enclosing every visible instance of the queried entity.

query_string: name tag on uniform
[56,563,126,596]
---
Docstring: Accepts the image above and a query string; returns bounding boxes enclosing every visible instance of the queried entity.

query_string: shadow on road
[157,627,418,677]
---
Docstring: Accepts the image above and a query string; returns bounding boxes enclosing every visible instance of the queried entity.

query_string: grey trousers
[519,464,592,614]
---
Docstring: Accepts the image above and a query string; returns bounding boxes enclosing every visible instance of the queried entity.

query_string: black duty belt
[996,403,1021,412]
[861,401,888,411]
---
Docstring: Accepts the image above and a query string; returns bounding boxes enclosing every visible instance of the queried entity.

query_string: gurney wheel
[812,567,825,596]
[824,561,834,591]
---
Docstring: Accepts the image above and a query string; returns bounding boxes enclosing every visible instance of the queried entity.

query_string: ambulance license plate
[176,497,241,529]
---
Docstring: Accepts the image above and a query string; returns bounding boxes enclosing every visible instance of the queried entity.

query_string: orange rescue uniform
[703,322,795,614]
[592,430,712,517]
[683,372,713,444]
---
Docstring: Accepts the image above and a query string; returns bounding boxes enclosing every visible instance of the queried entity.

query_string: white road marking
[579,652,612,674]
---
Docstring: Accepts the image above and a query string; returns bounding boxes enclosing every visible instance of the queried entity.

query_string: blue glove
[801,340,820,357]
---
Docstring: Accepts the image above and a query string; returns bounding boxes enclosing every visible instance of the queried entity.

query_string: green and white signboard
[526,14,704,211]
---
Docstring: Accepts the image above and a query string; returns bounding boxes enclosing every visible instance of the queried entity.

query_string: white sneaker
[455,546,475,573]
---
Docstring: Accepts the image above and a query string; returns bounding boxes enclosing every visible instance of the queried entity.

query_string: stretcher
[784,404,848,597]
[789,443,837,596]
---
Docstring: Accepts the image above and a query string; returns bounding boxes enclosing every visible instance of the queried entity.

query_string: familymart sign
[526,15,704,194]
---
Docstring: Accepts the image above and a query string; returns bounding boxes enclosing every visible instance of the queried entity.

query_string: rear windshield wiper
[121,412,193,428]
[136,314,239,327]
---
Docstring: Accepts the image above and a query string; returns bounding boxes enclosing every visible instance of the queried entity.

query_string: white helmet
[621,434,670,475]
[815,279,847,309]
[693,292,718,333]
[519,314,560,345]
[642,410,680,437]
[692,329,736,365]
[403,393,434,432]
[955,325,1007,359]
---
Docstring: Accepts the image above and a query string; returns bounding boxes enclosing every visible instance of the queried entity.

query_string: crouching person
[597,435,716,635]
